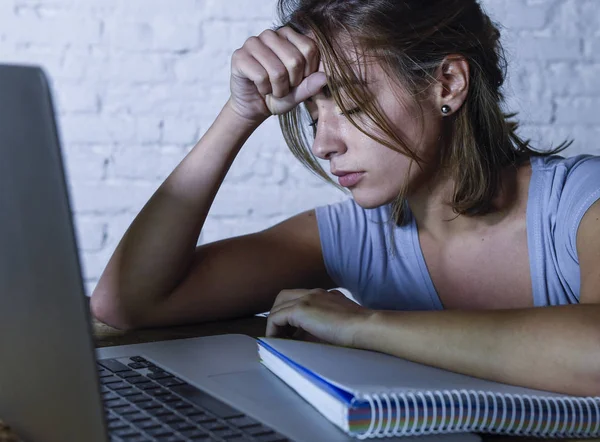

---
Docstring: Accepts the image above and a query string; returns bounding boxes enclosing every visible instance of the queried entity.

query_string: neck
[406,164,525,241]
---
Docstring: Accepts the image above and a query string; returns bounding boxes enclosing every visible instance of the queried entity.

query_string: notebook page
[258,338,573,399]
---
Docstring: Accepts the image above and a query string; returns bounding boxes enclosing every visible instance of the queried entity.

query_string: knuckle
[271,68,288,82]
[244,36,261,48]
[259,29,277,40]
[288,56,304,71]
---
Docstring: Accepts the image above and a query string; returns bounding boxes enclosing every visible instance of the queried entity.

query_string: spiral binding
[352,389,600,439]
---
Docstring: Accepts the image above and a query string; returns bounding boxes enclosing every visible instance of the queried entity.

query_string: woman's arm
[266,197,600,397]
[91,28,329,330]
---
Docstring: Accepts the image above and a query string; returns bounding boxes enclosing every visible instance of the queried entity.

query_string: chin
[350,189,394,209]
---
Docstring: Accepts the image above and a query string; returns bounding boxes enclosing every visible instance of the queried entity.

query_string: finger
[244,36,290,99]
[231,49,272,96]
[270,288,311,311]
[266,304,299,338]
[277,27,321,77]
[259,29,305,88]
[266,71,327,113]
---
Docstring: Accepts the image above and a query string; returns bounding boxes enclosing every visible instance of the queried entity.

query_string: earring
[441,104,452,115]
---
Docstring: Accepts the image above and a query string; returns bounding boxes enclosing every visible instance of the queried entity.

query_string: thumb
[266,72,327,115]
[291,72,327,103]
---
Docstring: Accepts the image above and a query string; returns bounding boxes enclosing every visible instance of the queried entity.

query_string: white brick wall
[1,0,599,295]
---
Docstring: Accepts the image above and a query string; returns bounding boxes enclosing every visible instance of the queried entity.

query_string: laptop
[0,64,481,442]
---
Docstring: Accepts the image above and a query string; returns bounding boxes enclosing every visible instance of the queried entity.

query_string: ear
[432,55,469,116]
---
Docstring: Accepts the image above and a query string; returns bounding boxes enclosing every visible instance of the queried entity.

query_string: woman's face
[304,59,443,209]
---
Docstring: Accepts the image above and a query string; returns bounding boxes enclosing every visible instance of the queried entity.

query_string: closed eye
[308,107,361,130]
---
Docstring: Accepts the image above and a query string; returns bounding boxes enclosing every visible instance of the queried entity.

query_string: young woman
[91,0,600,397]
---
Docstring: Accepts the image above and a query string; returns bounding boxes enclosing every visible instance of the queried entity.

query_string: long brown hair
[276,0,570,225]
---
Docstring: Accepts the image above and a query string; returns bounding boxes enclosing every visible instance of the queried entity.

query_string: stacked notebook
[257,338,600,439]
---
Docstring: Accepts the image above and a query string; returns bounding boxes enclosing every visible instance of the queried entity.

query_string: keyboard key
[146,426,171,437]
[255,433,288,442]
[202,421,227,431]
[128,362,149,369]
[227,416,261,428]
[113,405,139,416]
[161,415,184,425]
[118,370,143,379]
[179,407,207,417]
[188,414,216,424]
[138,400,162,410]
[181,428,210,439]
[127,394,149,403]
[157,436,185,442]
[213,428,243,439]
[100,376,123,385]
[105,398,129,408]
[171,423,195,433]
[126,376,149,384]
[102,391,119,402]
[245,425,275,436]
[107,382,130,391]
[113,427,140,438]
[135,382,157,390]
[130,356,147,363]
[148,371,173,380]
[146,387,169,396]
[121,436,148,442]
[147,407,171,417]
[138,419,161,430]
[107,419,128,430]
[158,394,180,403]
[127,412,150,422]
[98,359,131,373]
[119,387,140,397]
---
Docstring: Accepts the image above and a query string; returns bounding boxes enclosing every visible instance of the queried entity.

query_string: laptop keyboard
[98,356,290,442]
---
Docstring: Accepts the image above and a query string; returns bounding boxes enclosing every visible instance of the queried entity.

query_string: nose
[310,117,348,161]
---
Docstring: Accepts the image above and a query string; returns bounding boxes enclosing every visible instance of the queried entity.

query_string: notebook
[257,338,600,439]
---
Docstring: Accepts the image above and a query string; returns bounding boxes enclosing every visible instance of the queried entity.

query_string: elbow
[90,287,142,331]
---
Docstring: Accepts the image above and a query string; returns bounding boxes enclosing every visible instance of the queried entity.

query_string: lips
[335,171,365,188]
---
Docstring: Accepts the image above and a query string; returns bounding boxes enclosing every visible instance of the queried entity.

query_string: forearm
[355,304,600,396]
[91,101,263,326]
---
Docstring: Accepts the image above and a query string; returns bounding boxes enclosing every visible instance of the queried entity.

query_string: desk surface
[0,317,595,442]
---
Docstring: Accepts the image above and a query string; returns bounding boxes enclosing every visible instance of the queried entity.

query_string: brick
[104,17,201,52]
[70,182,158,214]
[201,0,277,21]
[173,52,230,87]
[517,34,581,60]
[115,0,199,19]
[53,82,99,114]
[555,97,600,125]
[545,0,581,38]
[162,118,200,145]
[106,54,173,84]
[108,148,184,181]
[0,14,102,46]
[547,63,600,95]
[59,115,137,145]
[74,218,107,251]
[80,248,114,281]
[62,145,109,182]
[499,0,550,30]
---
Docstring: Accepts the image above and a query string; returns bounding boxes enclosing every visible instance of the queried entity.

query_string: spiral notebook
[257,338,600,439]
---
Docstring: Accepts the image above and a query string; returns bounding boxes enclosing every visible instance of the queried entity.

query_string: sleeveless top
[315,155,600,310]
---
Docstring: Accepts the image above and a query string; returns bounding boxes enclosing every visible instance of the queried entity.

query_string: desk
[0,317,596,442]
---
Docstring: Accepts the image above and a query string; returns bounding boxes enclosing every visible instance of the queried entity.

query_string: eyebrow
[305,78,369,103]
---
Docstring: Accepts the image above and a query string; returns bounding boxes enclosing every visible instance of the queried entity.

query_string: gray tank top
[316,155,600,310]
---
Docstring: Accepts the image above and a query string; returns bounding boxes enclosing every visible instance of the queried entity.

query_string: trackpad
[208,367,297,409]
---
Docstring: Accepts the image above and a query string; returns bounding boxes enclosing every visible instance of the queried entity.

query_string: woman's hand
[228,27,327,124]
[265,288,373,347]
